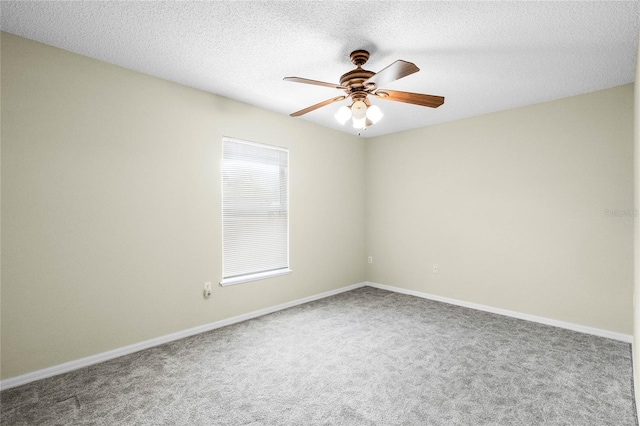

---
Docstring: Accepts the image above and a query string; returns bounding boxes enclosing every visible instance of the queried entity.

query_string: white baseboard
[0,282,367,391]
[2,280,630,390]
[365,281,633,343]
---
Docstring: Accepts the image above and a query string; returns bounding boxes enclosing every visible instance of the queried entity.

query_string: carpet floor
[1,286,637,425]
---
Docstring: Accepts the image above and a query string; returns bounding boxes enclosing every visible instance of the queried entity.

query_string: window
[220,137,291,286]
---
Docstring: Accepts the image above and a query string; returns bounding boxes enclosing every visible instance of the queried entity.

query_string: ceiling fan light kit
[284,49,444,133]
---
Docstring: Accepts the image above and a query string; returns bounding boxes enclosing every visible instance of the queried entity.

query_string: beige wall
[0,33,366,379]
[366,84,635,334]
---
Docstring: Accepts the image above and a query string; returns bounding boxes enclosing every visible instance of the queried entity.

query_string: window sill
[220,268,292,287]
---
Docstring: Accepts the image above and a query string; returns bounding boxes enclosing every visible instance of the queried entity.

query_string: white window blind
[221,138,290,286]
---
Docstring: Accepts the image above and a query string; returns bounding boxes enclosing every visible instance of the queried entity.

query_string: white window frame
[220,137,291,286]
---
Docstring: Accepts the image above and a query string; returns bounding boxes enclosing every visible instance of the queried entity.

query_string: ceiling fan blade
[290,96,347,117]
[363,60,419,88]
[373,89,444,108]
[284,77,346,90]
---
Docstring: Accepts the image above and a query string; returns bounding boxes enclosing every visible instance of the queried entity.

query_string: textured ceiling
[1,1,639,138]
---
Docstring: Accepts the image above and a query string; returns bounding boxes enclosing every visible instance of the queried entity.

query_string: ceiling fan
[284,50,444,130]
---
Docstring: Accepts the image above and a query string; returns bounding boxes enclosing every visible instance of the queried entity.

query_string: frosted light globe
[334,106,351,125]
[351,101,367,120]
[366,105,383,124]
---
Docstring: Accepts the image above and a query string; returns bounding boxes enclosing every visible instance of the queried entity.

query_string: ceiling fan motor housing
[340,50,376,99]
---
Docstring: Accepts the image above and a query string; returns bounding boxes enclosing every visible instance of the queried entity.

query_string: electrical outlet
[203,282,212,298]
[367,256,373,264]
[432,264,439,274]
